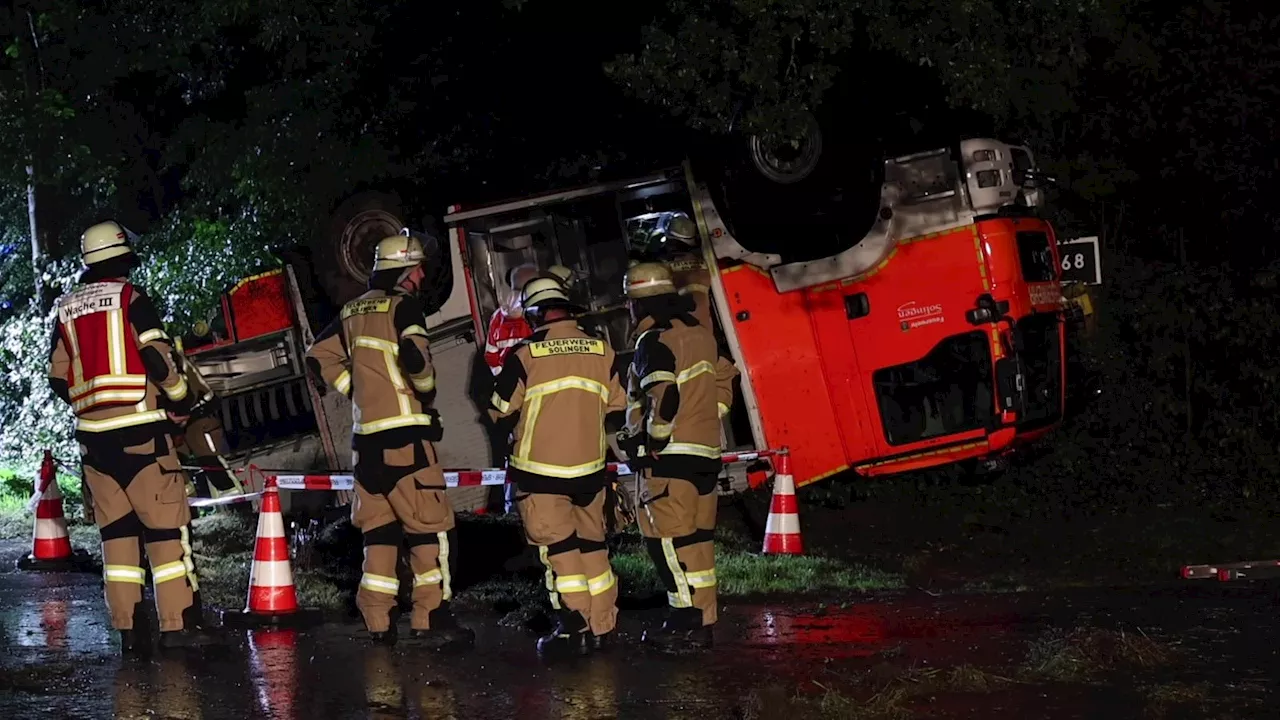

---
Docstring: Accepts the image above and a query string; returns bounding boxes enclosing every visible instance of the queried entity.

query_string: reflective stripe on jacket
[489,319,626,494]
[307,289,438,437]
[48,280,189,433]
[626,316,739,478]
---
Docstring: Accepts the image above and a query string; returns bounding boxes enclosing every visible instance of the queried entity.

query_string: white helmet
[666,215,697,246]
[373,234,426,272]
[520,276,575,312]
[81,222,133,266]
[547,265,574,288]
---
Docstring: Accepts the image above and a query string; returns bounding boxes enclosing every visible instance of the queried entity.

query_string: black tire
[312,191,408,306]
[698,106,886,264]
[412,215,454,318]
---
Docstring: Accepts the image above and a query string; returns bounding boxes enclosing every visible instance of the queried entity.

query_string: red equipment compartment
[226,269,294,342]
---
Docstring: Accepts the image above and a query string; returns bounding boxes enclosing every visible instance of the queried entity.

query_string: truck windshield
[873,332,994,446]
[1016,231,1057,283]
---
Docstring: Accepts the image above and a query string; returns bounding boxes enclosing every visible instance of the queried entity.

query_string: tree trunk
[27,163,45,308]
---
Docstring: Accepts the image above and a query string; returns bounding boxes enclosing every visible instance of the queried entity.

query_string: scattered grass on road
[740,626,1189,720]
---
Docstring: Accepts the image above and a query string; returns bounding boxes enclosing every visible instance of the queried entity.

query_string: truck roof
[443,168,684,225]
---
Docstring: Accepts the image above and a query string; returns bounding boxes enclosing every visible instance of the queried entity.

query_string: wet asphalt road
[3,562,1280,719]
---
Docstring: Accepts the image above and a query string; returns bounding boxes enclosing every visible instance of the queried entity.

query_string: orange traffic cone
[761,450,803,555]
[17,451,90,571]
[221,477,320,627]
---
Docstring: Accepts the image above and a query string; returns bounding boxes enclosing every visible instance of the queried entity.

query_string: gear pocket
[383,443,416,468]
[639,476,670,507]
[408,485,453,530]
[142,453,191,529]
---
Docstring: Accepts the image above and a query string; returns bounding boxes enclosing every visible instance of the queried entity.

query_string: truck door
[832,229,998,460]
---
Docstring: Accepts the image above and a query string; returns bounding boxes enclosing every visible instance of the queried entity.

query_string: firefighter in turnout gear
[661,215,714,330]
[47,221,213,653]
[489,276,627,660]
[172,349,243,501]
[618,262,739,651]
[307,233,473,649]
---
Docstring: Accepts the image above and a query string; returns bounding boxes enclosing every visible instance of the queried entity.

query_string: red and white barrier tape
[268,450,777,492]
[189,491,263,509]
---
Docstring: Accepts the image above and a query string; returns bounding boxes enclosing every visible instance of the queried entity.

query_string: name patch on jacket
[342,298,392,318]
[668,258,706,272]
[528,338,606,357]
[58,283,123,323]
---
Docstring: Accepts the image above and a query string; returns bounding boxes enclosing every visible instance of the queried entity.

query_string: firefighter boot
[407,603,475,651]
[369,608,401,647]
[592,631,616,653]
[642,608,713,653]
[158,600,224,650]
[537,609,592,662]
[119,601,152,657]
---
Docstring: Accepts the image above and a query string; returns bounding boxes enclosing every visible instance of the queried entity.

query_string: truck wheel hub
[748,112,823,184]
[339,209,403,283]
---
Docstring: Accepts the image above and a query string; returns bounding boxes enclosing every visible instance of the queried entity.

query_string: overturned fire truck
[180,137,1077,504]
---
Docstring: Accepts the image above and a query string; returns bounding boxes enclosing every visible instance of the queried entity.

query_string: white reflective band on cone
[259,504,286,539]
[34,520,68,539]
[252,560,295,588]
[764,511,801,535]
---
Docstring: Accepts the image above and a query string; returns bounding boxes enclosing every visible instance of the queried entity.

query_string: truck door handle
[844,293,870,319]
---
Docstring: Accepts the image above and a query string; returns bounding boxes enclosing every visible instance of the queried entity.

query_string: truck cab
[445,138,1067,487]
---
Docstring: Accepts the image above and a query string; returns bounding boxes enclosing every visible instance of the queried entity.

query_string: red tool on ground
[17,451,91,572]
[1181,559,1280,582]
[221,476,321,627]
[761,450,803,555]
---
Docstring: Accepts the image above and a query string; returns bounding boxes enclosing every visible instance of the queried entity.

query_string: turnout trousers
[516,488,618,636]
[352,454,457,633]
[80,428,200,632]
[637,472,718,627]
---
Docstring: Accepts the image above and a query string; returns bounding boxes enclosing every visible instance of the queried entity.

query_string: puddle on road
[3,580,1278,719]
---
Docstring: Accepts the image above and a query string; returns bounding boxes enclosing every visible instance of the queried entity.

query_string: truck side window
[873,332,994,446]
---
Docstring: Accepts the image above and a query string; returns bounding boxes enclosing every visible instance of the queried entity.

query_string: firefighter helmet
[81,221,133,266]
[666,215,697,246]
[372,234,426,272]
[547,264,574,288]
[521,276,573,311]
[623,262,676,298]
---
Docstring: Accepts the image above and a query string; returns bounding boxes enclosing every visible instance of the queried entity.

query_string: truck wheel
[702,107,885,263]
[314,192,408,306]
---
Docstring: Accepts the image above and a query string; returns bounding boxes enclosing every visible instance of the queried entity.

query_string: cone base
[16,548,96,573]
[762,534,804,556]
[219,606,323,628]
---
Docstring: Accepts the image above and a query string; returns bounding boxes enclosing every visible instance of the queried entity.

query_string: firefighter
[661,215,714,330]
[484,263,541,376]
[173,348,243,501]
[489,276,627,659]
[306,233,473,649]
[47,221,211,653]
[616,262,739,652]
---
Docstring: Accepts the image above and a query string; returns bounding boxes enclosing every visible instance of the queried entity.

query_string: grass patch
[771,665,1016,720]
[189,511,349,612]
[1141,682,1211,718]
[609,525,903,597]
[1024,626,1179,681]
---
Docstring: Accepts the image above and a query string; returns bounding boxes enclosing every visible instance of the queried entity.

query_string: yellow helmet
[624,262,676,299]
[520,276,574,312]
[81,221,133,266]
[372,234,425,272]
[547,265,574,288]
[666,215,697,246]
